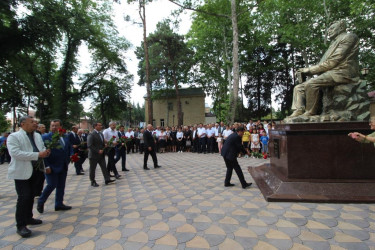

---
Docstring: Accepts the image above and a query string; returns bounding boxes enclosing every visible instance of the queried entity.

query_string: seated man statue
[289,20,359,118]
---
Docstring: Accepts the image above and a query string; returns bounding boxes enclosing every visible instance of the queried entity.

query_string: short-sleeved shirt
[260,136,269,145]
[242,131,250,142]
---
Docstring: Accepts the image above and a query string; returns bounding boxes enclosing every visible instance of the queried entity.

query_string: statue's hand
[297,68,310,74]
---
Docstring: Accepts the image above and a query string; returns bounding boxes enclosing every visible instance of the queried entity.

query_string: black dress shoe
[115,175,121,179]
[27,218,43,225]
[91,181,99,187]
[76,173,84,175]
[55,205,72,211]
[37,203,44,214]
[144,167,150,170]
[122,168,129,171]
[242,182,252,189]
[224,183,235,187]
[154,165,162,168]
[105,179,116,185]
[17,226,31,238]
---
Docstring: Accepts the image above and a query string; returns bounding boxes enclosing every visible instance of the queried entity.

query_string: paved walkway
[0,152,374,249]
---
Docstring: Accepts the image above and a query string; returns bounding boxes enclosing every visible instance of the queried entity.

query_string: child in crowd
[242,128,251,158]
[217,133,223,154]
[250,129,260,153]
[260,131,269,155]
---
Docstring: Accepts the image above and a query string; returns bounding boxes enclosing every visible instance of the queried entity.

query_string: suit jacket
[87,130,105,160]
[43,132,72,174]
[69,132,81,153]
[143,130,156,149]
[221,132,247,161]
[7,129,46,180]
[309,32,359,83]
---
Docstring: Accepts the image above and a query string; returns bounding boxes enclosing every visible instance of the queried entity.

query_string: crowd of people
[109,120,276,157]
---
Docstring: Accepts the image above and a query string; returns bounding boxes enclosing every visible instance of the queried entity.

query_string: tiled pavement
[0,152,375,250]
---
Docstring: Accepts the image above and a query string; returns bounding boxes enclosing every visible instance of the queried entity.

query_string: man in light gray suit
[7,116,50,238]
[87,122,115,187]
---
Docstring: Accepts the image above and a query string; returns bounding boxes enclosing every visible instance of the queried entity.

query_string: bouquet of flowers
[70,153,80,163]
[104,136,117,153]
[118,136,132,149]
[44,128,66,150]
[251,152,264,159]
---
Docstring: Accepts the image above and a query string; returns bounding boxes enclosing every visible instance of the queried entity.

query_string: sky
[79,0,205,111]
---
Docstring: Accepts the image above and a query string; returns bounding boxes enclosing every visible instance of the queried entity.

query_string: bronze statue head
[328,20,347,40]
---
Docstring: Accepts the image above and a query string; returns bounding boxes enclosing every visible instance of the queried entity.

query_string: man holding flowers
[37,119,73,214]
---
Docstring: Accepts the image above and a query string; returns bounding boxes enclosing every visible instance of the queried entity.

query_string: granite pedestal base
[249,122,375,203]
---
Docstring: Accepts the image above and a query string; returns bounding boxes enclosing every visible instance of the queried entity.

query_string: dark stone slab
[249,122,375,203]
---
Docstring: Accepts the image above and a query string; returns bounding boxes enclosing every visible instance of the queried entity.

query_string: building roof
[144,87,205,99]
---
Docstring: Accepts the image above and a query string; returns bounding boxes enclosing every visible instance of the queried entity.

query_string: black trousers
[106,148,119,176]
[14,169,44,228]
[223,158,247,187]
[207,137,215,153]
[199,137,207,153]
[89,156,110,182]
[144,148,158,168]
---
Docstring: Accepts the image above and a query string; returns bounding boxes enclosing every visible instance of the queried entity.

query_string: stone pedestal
[249,122,375,202]
[370,99,375,117]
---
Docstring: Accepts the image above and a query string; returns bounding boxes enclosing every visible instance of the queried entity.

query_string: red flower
[263,154,267,159]
[112,136,116,138]
[70,153,80,163]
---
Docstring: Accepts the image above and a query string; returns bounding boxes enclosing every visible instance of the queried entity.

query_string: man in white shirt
[125,128,135,153]
[103,121,120,179]
[222,126,233,143]
[206,124,215,153]
[246,120,253,131]
[197,123,207,154]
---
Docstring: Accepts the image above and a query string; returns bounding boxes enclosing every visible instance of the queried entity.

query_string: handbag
[186,140,191,146]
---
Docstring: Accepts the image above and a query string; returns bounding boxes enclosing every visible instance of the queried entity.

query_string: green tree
[137,20,194,126]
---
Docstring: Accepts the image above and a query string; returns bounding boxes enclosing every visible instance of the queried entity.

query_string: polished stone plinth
[249,122,375,202]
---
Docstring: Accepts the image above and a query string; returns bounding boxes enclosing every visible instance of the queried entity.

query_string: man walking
[143,124,161,170]
[103,121,121,179]
[7,116,50,237]
[221,126,252,189]
[69,126,84,175]
[38,119,73,214]
[115,125,129,172]
[87,122,115,187]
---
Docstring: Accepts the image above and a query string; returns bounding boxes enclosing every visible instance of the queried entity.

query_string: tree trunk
[172,70,183,126]
[55,35,78,124]
[139,0,153,124]
[229,0,239,125]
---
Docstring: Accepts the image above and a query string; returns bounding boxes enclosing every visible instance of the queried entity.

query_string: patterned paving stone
[0,153,374,249]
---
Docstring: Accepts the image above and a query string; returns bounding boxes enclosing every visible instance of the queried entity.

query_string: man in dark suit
[87,122,115,187]
[143,124,161,170]
[76,129,87,173]
[221,126,252,189]
[68,126,84,175]
[115,125,129,171]
[37,119,73,213]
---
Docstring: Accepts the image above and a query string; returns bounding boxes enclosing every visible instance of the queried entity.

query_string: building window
[168,102,173,111]
[160,119,165,127]
[152,119,156,127]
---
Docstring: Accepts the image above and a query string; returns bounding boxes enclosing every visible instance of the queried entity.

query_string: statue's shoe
[289,110,304,117]
[302,111,315,116]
